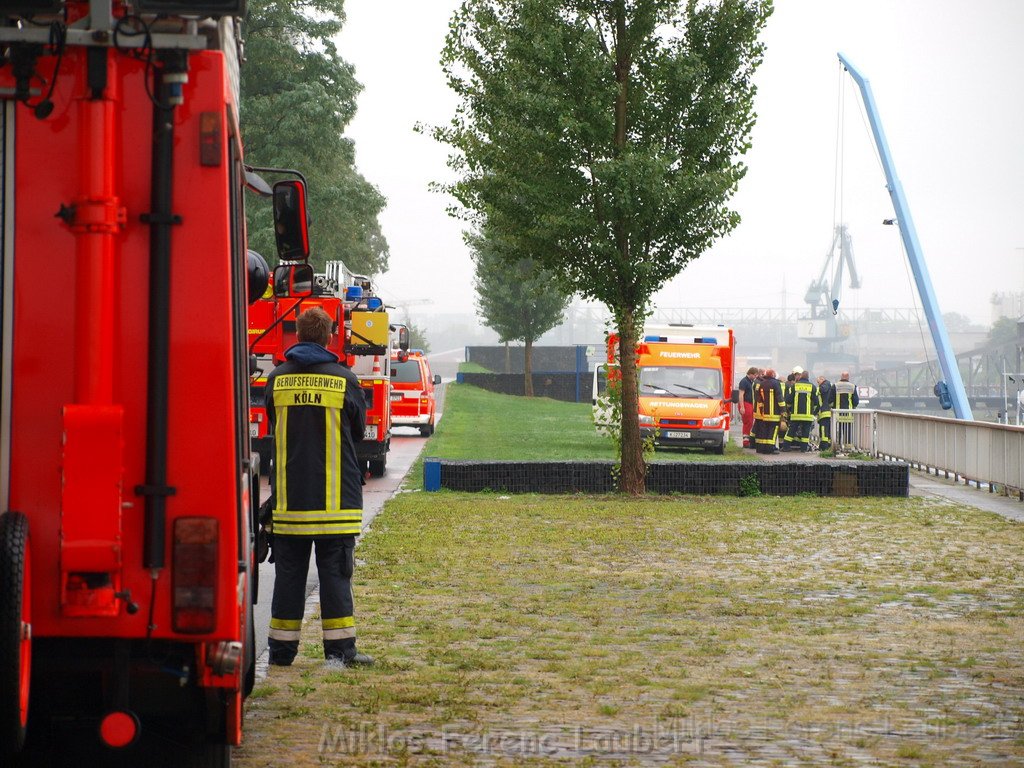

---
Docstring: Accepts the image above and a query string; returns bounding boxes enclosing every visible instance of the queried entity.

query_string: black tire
[0,511,31,755]
[419,423,434,437]
[368,456,386,478]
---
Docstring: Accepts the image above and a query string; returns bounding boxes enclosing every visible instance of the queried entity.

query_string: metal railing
[835,409,1024,498]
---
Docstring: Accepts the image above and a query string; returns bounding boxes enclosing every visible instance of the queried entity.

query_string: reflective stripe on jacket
[267,351,366,537]
[834,380,858,423]
[788,380,816,421]
[817,380,833,417]
[755,377,784,421]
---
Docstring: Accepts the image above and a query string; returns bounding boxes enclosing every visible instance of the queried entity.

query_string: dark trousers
[753,418,778,453]
[786,418,812,448]
[818,416,832,449]
[268,535,356,664]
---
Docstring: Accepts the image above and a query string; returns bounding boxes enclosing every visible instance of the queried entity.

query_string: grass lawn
[237,493,1024,767]
[457,361,492,373]
[404,383,752,490]
[430,383,750,457]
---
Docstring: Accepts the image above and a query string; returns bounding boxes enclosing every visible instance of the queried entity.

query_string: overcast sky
[336,0,1024,327]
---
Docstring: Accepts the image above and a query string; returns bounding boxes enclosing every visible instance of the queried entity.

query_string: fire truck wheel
[0,511,31,755]
[419,423,434,437]
[368,456,387,478]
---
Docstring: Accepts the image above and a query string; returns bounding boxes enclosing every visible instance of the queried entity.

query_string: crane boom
[837,52,973,420]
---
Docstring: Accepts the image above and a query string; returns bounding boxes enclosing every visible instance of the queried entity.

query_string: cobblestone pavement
[240,490,1024,768]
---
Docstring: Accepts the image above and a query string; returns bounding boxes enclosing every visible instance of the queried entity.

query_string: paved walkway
[734,435,1024,523]
[906,466,1024,522]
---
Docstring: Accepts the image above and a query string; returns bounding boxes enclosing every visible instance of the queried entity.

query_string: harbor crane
[838,53,973,419]
[799,223,862,368]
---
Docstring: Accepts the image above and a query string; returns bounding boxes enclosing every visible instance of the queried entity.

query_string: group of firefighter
[737,366,860,455]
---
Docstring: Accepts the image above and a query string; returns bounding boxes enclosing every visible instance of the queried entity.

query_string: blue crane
[838,52,973,420]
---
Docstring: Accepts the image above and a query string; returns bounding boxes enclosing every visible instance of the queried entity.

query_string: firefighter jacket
[787,379,817,422]
[752,378,763,418]
[266,342,366,537]
[755,376,785,422]
[817,379,834,418]
[834,379,859,422]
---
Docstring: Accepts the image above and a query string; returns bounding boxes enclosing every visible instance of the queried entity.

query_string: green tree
[470,229,570,396]
[989,316,1020,345]
[433,0,771,492]
[403,316,432,354]
[241,0,389,275]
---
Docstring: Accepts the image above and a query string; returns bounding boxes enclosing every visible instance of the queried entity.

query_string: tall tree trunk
[612,5,643,494]
[524,338,534,397]
[618,308,645,494]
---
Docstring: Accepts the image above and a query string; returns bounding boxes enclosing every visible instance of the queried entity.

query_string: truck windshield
[639,366,722,399]
[391,360,423,384]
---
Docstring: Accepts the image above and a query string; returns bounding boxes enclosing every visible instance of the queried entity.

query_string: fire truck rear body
[0,3,260,763]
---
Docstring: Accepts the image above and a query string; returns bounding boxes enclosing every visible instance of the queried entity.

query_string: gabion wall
[423,459,909,497]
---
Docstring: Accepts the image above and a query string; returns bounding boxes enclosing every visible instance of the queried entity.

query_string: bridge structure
[644,307,1022,420]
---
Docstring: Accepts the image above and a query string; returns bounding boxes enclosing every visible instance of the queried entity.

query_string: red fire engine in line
[0,0,301,764]
[249,260,408,478]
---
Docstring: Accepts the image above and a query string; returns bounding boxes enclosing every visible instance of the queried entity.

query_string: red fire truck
[249,260,408,478]
[0,0,289,764]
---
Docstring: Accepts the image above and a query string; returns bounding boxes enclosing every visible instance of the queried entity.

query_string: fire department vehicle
[390,350,441,436]
[594,325,737,454]
[0,0,300,763]
[249,260,408,478]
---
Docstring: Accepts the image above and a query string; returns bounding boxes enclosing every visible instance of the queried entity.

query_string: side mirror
[730,390,739,404]
[272,180,310,261]
[273,263,314,298]
[249,354,259,377]
[398,326,410,352]
[433,374,441,385]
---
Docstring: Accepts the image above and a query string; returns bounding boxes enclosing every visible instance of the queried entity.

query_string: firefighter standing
[816,374,834,451]
[753,368,784,454]
[737,366,758,449]
[783,369,817,452]
[833,371,860,450]
[750,369,765,451]
[265,307,374,668]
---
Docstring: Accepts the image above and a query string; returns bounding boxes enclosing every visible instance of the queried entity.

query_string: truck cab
[594,325,736,454]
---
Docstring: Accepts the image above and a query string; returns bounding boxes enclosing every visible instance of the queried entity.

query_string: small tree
[470,229,569,396]
[471,230,569,397]
[404,316,432,354]
[435,0,772,492]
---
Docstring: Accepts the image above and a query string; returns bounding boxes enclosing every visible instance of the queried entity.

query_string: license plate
[390,392,402,401]
[364,425,378,440]
[665,430,691,439]
[249,423,259,438]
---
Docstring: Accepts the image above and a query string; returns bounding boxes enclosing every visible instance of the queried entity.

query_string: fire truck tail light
[199,112,221,167]
[172,518,218,634]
